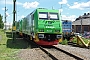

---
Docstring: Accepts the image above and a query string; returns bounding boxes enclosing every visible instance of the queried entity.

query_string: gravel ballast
[55,44,90,60]
[17,48,52,60]
[17,44,90,60]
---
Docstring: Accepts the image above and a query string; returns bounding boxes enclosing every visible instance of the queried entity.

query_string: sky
[0,0,90,25]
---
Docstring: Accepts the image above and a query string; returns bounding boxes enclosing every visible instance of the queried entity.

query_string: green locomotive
[16,8,62,45]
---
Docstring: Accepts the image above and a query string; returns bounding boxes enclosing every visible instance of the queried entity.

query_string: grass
[72,37,89,44]
[60,39,68,45]
[0,29,19,60]
[0,29,30,60]
[60,36,89,46]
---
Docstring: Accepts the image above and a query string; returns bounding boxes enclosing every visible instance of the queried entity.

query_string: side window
[84,26,88,31]
[31,14,34,26]
[31,14,34,32]
[77,26,81,33]
[31,14,34,20]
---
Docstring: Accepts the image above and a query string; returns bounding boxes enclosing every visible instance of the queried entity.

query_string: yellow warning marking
[13,26,16,30]
[34,34,39,42]
[59,38,62,42]
[77,36,90,47]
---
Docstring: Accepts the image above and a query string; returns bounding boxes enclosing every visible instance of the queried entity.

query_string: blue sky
[0,0,90,25]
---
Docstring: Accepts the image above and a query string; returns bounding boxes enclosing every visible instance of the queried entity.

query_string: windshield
[49,13,59,20]
[39,12,48,20]
[39,12,59,20]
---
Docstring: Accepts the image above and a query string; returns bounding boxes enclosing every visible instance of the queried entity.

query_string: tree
[0,14,4,29]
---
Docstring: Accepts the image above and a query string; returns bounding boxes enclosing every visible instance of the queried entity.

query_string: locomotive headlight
[39,29,44,32]
[56,35,62,39]
[38,34,44,38]
[55,30,60,32]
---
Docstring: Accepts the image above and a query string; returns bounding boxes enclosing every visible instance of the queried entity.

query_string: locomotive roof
[62,20,72,22]
[36,8,59,12]
[22,8,59,19]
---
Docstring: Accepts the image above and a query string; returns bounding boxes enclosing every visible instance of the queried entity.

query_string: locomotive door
[31,14,34,36]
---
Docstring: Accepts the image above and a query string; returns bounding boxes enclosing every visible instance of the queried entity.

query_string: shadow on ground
[6,32,12,38]
[6,32,38,49]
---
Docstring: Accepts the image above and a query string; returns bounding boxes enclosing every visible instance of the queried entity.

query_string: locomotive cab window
[49,13,59,20]
[39,12,48,20]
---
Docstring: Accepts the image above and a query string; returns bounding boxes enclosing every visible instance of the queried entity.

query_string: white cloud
[1,0,39,9]
[1,8,9,17]
[16,1,23,5]
[21,15,25,18]
[59,9,63,13]
[2,7,8,11]
[86,11,90,13]
[61,15,76,21]
[23,1,39,9]
[2,8,5,10]
[6,12,10,17]
[69,1,90,10]
[5,0,13,5]
[0,0,22,5]
[67,4,70,7]
[5,22,12,25]
[59,0,67,4]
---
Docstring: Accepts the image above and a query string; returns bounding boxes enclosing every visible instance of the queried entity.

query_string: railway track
[26,39,84,60]
[16,34,89,60]
[39,46,83,60]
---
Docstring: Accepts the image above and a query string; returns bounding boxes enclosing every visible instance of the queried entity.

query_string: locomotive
[15,8,62,46]
[62,20,74,41]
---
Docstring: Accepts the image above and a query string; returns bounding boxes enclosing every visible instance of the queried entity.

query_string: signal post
[12,0,16,43]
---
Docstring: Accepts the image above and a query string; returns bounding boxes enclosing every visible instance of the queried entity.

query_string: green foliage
[72,37,88,44]
[60,37,89,46]
[72,37,77,43]
[82,38,89,44]
[0,14,4,29]
[60,39,68,45]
